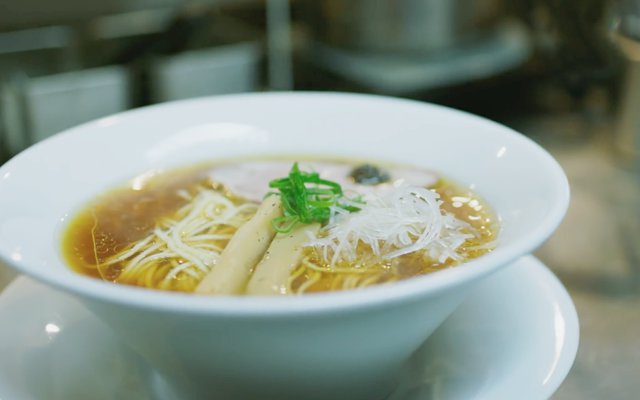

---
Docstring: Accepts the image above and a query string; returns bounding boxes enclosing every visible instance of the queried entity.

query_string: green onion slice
[268,163,362,233]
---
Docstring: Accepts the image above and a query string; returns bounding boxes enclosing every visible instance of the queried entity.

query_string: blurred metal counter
[510,114,640,400]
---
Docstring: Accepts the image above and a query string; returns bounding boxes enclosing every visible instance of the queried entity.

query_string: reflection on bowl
[0,92,569,400]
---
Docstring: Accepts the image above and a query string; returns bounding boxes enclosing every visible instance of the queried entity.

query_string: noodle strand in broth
[63,160,498,295]
[97,187,257,291]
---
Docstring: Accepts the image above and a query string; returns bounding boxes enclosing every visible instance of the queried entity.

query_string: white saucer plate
[0,256,578,400]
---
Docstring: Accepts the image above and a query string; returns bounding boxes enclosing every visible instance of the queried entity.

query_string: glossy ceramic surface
[0,93,570,399]
[0,256,578,400]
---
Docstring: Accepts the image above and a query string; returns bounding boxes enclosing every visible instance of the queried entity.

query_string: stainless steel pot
[304,0,504,54]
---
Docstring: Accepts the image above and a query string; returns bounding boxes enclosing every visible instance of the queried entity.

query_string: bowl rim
[0,92,570,316]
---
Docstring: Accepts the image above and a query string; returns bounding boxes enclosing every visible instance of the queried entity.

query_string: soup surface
[63,159,498,295]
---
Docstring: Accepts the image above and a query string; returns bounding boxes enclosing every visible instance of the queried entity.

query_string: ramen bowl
[0,93,569,400]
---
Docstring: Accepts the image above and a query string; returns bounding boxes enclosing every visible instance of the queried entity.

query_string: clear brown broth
[62,160,498,292]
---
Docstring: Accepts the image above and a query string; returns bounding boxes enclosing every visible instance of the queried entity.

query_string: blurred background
[0,0,638,398]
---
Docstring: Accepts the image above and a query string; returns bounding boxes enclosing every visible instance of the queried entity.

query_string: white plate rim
[0,255,579,400]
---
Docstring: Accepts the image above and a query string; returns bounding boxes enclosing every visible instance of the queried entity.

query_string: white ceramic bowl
[0,93,569,400]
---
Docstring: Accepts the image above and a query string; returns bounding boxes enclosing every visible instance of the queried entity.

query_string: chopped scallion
[268,162,361,233]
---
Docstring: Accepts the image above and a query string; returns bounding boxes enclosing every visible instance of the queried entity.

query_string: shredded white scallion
[307,186,475,265]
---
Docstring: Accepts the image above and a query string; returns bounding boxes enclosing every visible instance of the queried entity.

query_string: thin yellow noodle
[190,234,233,241]
[191,243,224,253]
[296,270,322,294]
[106,240,161,268]
[120,251,177,280]
[464,241,498,251]
[145,265,160,288]
[180,266,203,279]
[358,274,382,288]
[158,259,192,289]
[286,265,306,294]
[89,210,102,273]
[331,274,344,292]
[118,245,165,277]
[102,235,155,266]
[302,261,375,275]
[300,257,376,275]
[156,227,215,272]
[190,243,224,252]
[136,263,156,287]
[166,223,219,268]
[162,261,196,287]
[156,265,173,287]
[338,276,349,291]
[103,187,257,291]
[344,275,360,291]
[291,249,435,294]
